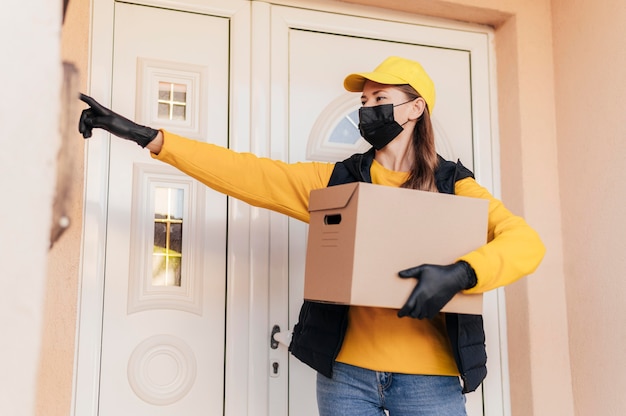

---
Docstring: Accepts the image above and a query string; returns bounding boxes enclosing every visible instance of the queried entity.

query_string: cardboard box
[304,182,488,315]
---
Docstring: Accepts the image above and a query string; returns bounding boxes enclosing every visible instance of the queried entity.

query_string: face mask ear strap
[393,99,416,108]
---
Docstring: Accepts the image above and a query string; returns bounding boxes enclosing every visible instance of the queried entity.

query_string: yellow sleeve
[455,177,546,293]
[151,131,335,223]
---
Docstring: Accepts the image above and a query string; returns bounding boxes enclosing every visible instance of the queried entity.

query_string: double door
[76,1,502,415]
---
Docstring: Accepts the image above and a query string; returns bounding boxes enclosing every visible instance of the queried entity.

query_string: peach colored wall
[552,0,626,414]
[0,0,61,413]
[37,1,90,415]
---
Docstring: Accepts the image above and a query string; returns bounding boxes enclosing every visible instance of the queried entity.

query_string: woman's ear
[408,97,426,121]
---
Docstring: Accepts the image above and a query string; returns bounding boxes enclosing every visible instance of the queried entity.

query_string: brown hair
[394,84,439,192]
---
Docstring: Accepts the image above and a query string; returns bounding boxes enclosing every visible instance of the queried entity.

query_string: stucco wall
[552,0,626,414]
[0,2,61,416]
[37,2,90,415]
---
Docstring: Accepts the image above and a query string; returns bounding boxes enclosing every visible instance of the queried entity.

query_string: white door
[79,2,503,416]
[265,5,501,416]
[99,3,229,414]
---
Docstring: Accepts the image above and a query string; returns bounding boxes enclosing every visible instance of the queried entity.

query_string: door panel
[268,6,494,415]
[82,3,500,416]
[99,4,229,415]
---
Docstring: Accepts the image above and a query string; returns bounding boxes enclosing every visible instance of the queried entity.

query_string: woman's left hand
[397,261,477,319]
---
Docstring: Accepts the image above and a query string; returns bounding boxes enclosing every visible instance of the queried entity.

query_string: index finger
[79,93,102,109]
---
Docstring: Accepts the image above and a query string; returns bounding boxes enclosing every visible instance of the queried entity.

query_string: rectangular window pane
[152,187,184,287]
[158,102,170,119]
[172,104,186,121]
[158,85,171,100]
[157,82,187,121]
[173,90,187,102]
[170,222,183,252]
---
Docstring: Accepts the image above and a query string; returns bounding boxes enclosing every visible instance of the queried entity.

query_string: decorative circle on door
[128,335,197,405]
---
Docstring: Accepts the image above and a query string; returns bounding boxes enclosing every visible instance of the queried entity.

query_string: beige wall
[39,0,626,415]
[552,0,626,413]
[37,1,89,416]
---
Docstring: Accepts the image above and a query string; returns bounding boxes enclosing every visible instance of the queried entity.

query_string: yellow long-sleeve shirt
[153,131,546,375]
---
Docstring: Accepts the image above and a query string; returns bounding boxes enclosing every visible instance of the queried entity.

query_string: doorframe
[264,4,509,416]
[74,1,508,416]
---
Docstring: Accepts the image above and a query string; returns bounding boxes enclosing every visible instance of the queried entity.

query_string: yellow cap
[344,56,436,113]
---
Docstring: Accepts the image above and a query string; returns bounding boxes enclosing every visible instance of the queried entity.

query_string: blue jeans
[317,362,467,416]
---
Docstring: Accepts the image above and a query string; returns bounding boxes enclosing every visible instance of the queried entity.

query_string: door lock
[271,360,280,377]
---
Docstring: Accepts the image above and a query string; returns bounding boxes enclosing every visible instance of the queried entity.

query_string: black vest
[289,149,487,393]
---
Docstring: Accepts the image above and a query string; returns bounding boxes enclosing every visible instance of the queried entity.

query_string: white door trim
[74,1,507,416]
[264,4,508,416]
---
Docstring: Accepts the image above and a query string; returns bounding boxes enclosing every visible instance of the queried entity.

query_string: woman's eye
[361,96,387,105]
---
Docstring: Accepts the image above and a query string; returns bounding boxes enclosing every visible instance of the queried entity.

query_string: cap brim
[343,72,409,92]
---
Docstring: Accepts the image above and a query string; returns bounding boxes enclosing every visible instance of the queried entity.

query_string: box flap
[308,182,360,212]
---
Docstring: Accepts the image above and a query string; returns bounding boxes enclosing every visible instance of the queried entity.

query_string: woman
[79,56,545,415]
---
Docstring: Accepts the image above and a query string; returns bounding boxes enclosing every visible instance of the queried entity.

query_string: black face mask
[358,101,411,150]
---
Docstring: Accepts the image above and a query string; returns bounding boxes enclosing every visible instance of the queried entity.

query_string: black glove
[397,261,477,320]
[78,93,158,148]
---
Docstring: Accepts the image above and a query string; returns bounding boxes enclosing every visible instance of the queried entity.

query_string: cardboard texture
[304,182,488,314]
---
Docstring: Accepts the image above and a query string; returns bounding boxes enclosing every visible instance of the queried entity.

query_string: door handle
[270,325,293,349]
